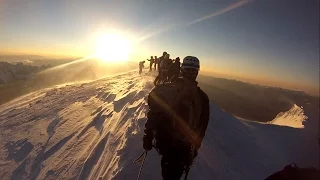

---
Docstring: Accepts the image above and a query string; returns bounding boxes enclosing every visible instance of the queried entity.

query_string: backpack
[265,164,320,180]
[148,78,203,146]
[160,58,172,71]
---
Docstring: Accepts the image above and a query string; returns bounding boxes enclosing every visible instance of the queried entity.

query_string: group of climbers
[154,51,181,85]
[146,56,159,71]
[139,52,181,82]
[137,52,320,180]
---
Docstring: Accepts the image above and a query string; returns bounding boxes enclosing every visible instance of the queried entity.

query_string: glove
[143,134,153,151]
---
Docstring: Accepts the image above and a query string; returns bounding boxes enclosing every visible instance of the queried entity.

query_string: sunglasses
[182,68,198,73]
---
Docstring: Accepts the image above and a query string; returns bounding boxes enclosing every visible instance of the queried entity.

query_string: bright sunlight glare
[94,33,131,63]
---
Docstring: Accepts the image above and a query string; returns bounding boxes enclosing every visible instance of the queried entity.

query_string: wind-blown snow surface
[0,71,318,180]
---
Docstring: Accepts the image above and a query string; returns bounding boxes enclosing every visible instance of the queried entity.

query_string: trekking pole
[136,151,148,180]
[184,148,196,180]
[184,169,190,180]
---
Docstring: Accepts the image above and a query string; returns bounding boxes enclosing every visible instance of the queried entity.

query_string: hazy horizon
[0,52,318,97]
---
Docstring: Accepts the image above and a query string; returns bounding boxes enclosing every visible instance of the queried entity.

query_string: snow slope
[0,71,318,180]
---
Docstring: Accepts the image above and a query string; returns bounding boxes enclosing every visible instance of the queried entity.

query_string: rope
[136,151,148,180]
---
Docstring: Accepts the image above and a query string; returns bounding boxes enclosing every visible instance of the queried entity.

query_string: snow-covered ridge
[0,71,318,180]
[269,104,307,128]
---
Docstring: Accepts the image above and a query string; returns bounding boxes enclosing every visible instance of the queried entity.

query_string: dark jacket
[160,58,172,71]
[145,78,210,150]
[147,58,155,64]
[167,61,180,81]
[168,61,180,73]
[139,61,145,69]
[158,56,164,70]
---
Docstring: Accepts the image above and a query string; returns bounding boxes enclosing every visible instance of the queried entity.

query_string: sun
[94,33,131,63]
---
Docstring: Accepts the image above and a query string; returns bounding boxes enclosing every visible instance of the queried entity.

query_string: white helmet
[181,56,200,71]
[181,56,200,80]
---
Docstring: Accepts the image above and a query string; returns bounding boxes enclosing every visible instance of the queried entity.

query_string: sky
[0,0,319,95]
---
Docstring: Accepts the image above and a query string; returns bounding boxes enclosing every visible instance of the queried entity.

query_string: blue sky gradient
[1,0,319,94]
